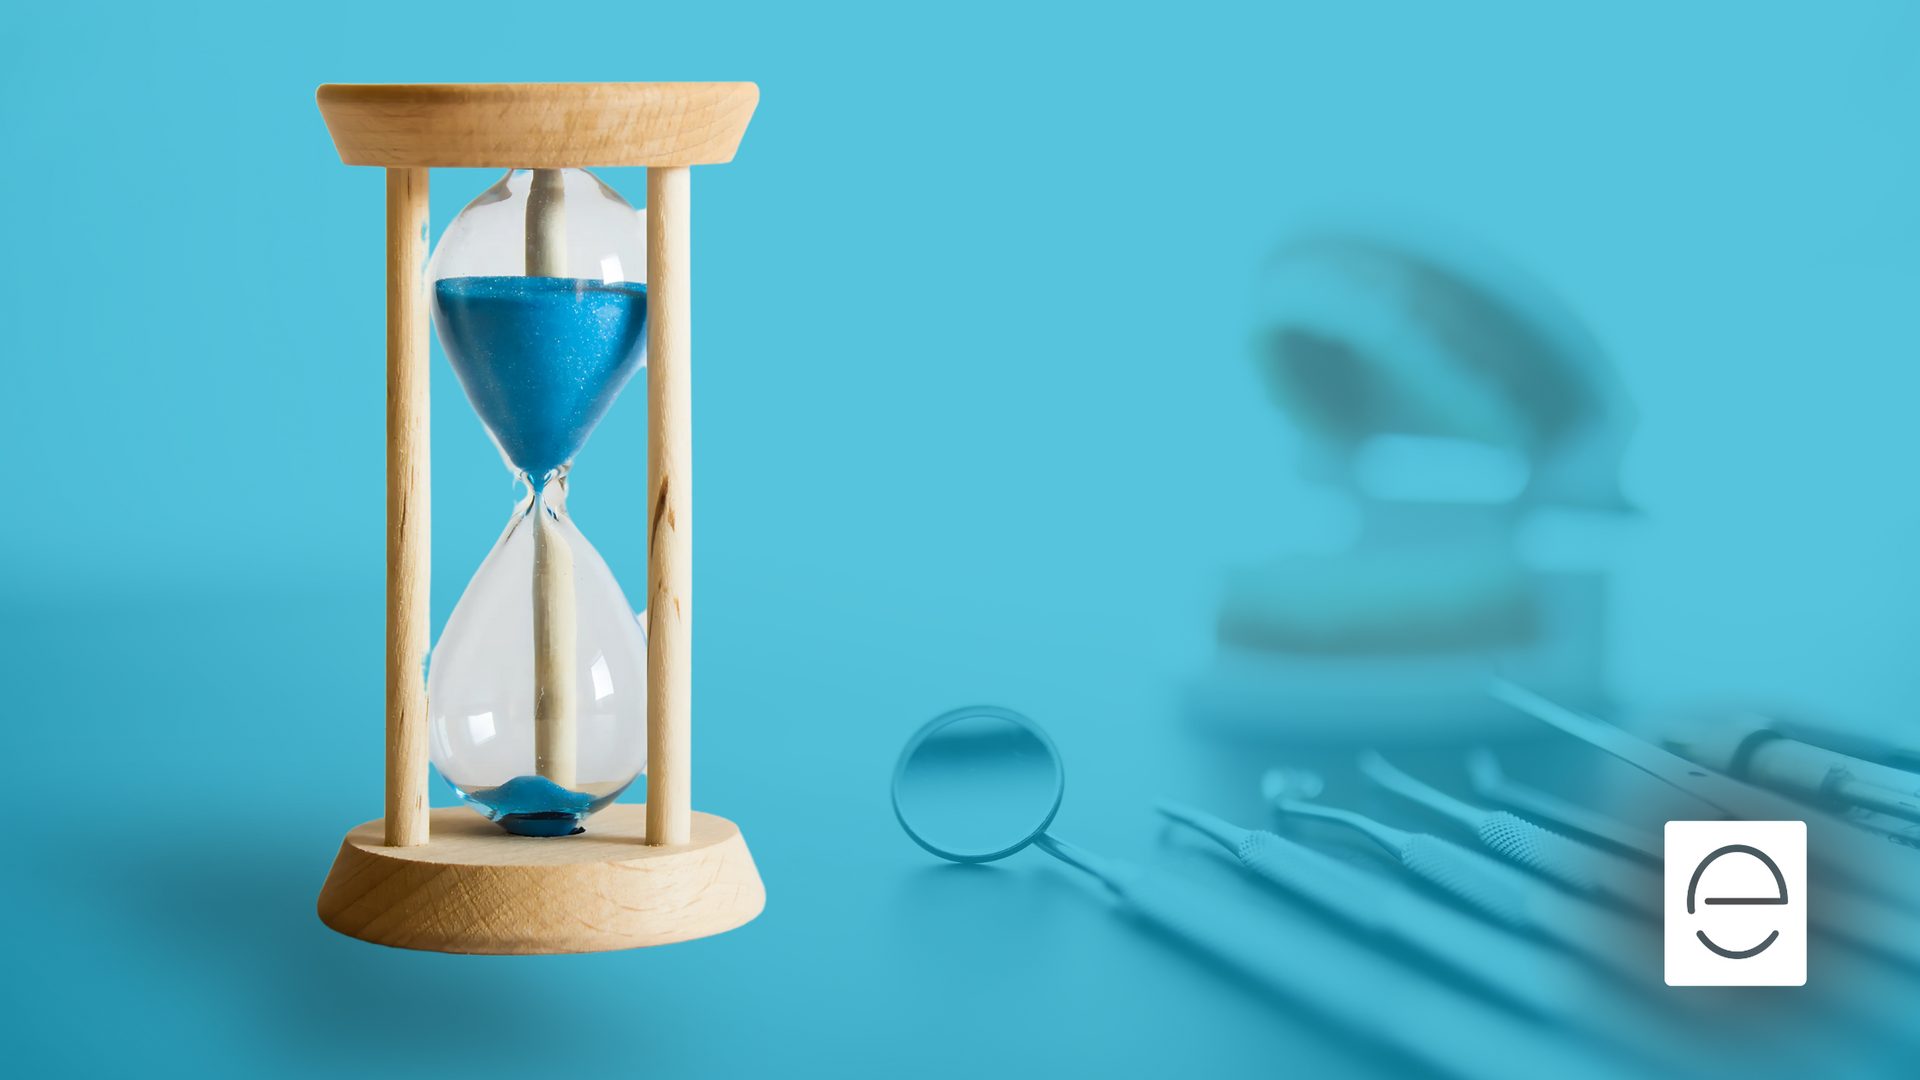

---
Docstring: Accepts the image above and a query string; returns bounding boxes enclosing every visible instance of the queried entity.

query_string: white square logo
[1665,820,1806,986]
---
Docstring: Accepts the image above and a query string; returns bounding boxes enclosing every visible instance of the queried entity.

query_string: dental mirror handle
[1033,832,1130,885]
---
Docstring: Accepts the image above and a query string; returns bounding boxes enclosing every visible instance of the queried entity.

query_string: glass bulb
[428,481,648,835]
[424,167,650,836]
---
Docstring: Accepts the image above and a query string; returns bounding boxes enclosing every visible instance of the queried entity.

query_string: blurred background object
[1191,232,1637,738]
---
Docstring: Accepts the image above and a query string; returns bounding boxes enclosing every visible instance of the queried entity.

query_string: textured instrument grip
[1237,831,1392,929]
[1478,813,1600,891]
[1400,833,1534,929]
[1403,832,1659,981]
[1479,812,1661,916]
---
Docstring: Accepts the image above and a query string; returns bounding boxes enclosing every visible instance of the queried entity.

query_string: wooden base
[317,804,764,954]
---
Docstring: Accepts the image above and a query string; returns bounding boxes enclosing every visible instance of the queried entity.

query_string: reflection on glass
[893,706,1063,862]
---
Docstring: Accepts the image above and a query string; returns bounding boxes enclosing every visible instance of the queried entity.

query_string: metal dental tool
[1261,769,1661,986]
[1155,800,1779,1078]
[1463,742,1920,1047]
[891,706,1635,1080]
[1467,748,1663,863]
[1156,799,1595,1015]
[1661,714,1920,825]
[1358,750,1661,917]
[1491,679,1920,968]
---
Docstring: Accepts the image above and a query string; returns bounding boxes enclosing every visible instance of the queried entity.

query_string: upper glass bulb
[428,168,649,483]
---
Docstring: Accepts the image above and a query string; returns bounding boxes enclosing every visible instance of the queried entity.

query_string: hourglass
[311,83,765,954]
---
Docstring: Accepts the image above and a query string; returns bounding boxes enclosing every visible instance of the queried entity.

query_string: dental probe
[1492,680,1920,968]
[1262,770,1661,986]
[1157,799,1595,1014]
[1157,800,1777,1078]
[1359,750,1661,917]
[1467,748,1663,862]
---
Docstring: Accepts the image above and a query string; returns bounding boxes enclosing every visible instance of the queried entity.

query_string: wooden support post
[525,168,579,789]
[525,168,568,276]
[646,165,691,846]
[532,488,578,789]
[385,166,431,848]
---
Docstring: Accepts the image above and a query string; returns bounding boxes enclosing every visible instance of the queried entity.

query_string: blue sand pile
[432,276,649,482]
[461,774,631,837]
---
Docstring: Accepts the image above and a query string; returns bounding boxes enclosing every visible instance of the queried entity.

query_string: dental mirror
[892,705,1066,863]
[888,706,1645,1080]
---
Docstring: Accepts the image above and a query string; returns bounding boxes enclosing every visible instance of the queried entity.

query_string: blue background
[4,2,1918,1076]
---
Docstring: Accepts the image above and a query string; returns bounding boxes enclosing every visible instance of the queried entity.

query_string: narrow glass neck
[520,466,570,518]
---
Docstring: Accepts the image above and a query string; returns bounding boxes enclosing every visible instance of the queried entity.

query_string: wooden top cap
[316,82,759,168]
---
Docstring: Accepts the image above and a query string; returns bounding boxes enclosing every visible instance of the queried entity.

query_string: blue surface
[6,3,1920,1078]
[431,276,647,482]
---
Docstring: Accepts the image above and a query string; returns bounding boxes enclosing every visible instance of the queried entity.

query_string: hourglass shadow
[432,276,648,480]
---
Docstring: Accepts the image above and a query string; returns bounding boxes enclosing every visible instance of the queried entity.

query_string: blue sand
[460,773,631,837]
[432,276,648,482]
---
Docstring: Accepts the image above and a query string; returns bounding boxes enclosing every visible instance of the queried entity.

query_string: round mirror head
[892,705,1064,863]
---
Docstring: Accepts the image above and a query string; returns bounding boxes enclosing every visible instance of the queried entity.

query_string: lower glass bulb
[428,481,647,835]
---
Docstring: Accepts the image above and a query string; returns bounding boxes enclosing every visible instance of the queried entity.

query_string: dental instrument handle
[1360,750,1660,914]
[1267,792,1660,983]
[1492,677,1920,909]
[1363,752,1662,916]
[1828,773,1920,825]
[1158,800,1589,1017]
[1158,801,1393,927]
[1358,750,1487,831]
[1474,811,1662,918]
[1037,833,1633,1080]
[1270,798,1413,854]
[1033,832,1132,886]
[1397,832,1660,984]
[1467,749,1663,862]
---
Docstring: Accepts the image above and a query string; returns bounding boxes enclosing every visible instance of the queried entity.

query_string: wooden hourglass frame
[312,83,765,954]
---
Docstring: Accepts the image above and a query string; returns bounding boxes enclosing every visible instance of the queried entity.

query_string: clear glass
[428,479,648,833]
[428,168,648,284]
[891,706,1064,863]
[426,167,650,836]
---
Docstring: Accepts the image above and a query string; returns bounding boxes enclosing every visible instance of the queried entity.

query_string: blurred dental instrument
[1660,713,1920,825]
[1262,768,1659,985]
[1358,751,1660,917]
[1158,799,1783,1078]
[1157,799,1597,1014]
[1491,680,1920,966]
[1467,748,1662,862]
[1009,837,1633,1080]
[1465,746,1920,1045]
[893,705,1636,1080]
[1734,716,1920,777]
[1835,806,1920,848]
[1105,851,1644,1080]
